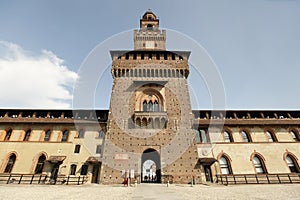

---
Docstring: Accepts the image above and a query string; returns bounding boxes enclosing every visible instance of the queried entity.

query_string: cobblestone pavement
[0,183,299,200]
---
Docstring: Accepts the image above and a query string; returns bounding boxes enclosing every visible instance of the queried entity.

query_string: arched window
[241,130,251,142]
[154,101,159,112]
[98,130,105,138]
[4,154,16,173]
[141,118,147,128]
[78,129,85,138]
[34,155,46,174]
[149,101,153,112]
[198,129,209,143]
[266,130,277,142]
[253,155,267,174]
[44,129,51,141]
[290,130,299,141]
[70,164,77,175]
[61,130,69,142]
[219,156,232,174]
[286,155,299,173]
[147,24,153,30]
[143,101,148,111]
[136,118,141,127]
[4,129,12,141]
[223,131,233,142]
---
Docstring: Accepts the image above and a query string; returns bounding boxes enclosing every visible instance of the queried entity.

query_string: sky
[0,0,299,110]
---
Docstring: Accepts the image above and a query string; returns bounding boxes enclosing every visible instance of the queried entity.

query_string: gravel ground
[0,183,299,200]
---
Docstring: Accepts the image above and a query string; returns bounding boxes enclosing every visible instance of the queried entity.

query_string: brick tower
[100,10,200,184]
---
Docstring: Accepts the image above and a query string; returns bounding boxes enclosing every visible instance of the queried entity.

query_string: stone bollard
[167,180,169,187]
[134,180,137,187]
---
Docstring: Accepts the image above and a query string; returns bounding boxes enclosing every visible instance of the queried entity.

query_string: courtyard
[0,183,299,200]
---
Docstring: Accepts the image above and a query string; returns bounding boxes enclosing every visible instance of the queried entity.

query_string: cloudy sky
[0,0,299,110]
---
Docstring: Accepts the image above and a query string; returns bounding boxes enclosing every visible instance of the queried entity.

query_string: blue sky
[0,0,299,109]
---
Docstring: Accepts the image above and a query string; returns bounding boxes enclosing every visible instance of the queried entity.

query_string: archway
[141,148,161,183]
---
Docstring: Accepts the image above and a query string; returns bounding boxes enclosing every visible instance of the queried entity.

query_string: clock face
[146,41,154,49]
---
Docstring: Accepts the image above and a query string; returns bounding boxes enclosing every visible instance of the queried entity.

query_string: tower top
[134,10,166,50]
[140,9,159,29]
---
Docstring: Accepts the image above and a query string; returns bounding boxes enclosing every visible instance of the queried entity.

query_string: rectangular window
[200,129,209,143]
[44,130,51,141]
[80,164,88,175]
[74,145,81,153]
[24,130,31,141]
[195,130,201,143]
[96,145,102,154]
[70,165,77,175]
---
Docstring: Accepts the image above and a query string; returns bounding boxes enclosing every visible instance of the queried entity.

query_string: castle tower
[100,10,200,184]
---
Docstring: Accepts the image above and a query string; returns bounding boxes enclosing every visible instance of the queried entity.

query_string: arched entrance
[141,148,161,183]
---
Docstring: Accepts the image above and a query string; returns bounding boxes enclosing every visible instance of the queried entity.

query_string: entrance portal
[141,148,161,183]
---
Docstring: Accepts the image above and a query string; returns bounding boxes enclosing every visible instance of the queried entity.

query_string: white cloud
[0,41,78,108]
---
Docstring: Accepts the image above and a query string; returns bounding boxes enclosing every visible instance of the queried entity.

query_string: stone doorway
[141,148,161,183]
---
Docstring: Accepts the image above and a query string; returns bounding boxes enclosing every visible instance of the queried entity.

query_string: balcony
[131,111,168,129]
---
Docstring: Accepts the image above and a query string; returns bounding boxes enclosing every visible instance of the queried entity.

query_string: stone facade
[0,11,299,185]
[100,10,199,184]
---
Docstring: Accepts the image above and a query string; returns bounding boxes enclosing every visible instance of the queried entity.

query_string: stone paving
[0,183,299,200]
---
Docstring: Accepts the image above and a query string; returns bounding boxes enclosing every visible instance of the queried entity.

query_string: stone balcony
[132,111,168,129]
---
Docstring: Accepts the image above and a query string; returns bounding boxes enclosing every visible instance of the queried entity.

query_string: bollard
[191,178,193,187]
[167,180,169,187]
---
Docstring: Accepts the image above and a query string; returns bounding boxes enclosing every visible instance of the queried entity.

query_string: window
[156,53,160,60]
[143,101,147,111]
[266,130,277,142]
[61,130,69,142]
[78,129,85,138]
[4,154,16,173]
[4,129,12,141]
[290,130,299,141]
[34,155,46,174]
[24,129,31,141]
[196,129,210,143]
[195,130,201,143]
[286,155,299,173]
[98,130,105,138]
[219,156,232,174]
[74,145,81,153]
[80,165,88,175]
[223,131,233,142]
[96,145,102,154]
[149,101,153,111]
[70,164,77,175]
[241,130,251,142]
[253,155,267,174]
[44,129,51,141]
[147,24,153,30]
[154,101,159,112]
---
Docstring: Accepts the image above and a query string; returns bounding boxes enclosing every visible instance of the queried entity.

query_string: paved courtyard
[0,183,299,200]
